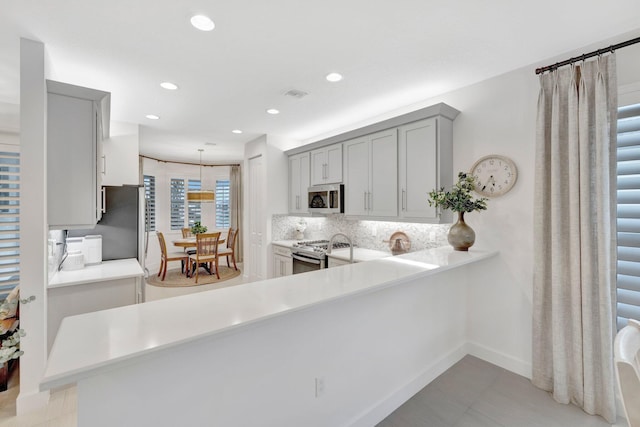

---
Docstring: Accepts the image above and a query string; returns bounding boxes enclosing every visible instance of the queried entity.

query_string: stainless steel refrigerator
[68,185,146,268]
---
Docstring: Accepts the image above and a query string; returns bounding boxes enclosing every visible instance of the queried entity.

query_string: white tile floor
[377,355,628,427]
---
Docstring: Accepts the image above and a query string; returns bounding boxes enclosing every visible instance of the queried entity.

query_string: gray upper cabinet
[47,80,110,229]
[285,102,459,223]
[344,129,398,218]
[289,152,310,214]
[310,144,342,185]
[398,117,452,222]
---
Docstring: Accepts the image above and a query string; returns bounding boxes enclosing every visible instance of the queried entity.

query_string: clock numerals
[470,155,517,197]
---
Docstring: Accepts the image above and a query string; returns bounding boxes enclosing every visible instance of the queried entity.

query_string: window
[0,149,19,301]
[187,179,202,227]
[143,175,156,231]
[170,178,185,230]
[616,102,640,329]
[216,179,230,228]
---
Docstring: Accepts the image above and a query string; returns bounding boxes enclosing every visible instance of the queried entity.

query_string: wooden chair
[156,231,189,281]
[188,232,221,283]
[181,227,196,254]
[217,227,239,271]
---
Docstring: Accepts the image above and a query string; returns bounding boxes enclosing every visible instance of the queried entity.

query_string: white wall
[18,38,51,413]
[373,32,640,377]
[243,135,288,280]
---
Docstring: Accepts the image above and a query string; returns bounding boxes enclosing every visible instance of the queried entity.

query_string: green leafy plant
[428,172,489,213]
[191,221,208,235]
[0,329,25,364]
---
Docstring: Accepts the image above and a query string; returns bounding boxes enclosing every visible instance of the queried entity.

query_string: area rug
[147,265,242,288]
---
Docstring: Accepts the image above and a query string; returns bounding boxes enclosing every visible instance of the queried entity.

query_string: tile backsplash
[272,214,450,252]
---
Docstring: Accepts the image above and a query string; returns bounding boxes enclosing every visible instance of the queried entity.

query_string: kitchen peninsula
[42,246,497,427]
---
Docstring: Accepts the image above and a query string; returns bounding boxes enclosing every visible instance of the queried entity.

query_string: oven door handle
[291,254,322,265]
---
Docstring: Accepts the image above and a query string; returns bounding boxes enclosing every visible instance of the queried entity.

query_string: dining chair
[181,227,197,254]
[615,318,640,427]
[188,232,221,283]
[156,232,189,281]
[217,227,239,271]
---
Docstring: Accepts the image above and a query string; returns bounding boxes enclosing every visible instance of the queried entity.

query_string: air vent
[284,89,309,99]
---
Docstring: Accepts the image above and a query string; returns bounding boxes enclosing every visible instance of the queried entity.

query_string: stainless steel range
[291,240,353,274]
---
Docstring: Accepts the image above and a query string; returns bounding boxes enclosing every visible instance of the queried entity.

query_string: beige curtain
[230,164,243,262]
[533,55,618,423]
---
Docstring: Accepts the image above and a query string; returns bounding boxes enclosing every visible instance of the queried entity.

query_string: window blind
[187,179,202,226]
[616,103,640,329]
[0,149,19,301]
[143,175,156,231]
[216,179,230,228]
[170,178,185,230]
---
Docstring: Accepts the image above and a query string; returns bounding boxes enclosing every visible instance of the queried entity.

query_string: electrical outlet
[371,225,377,237]
[315,377,325,398]
[429,231,436,240]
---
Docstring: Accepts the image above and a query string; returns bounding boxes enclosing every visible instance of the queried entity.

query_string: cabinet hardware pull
[402,189,406,210]
[364,192,367,210]
[368,192,372,211]
[101,187,106,213]
[102,155,107,175]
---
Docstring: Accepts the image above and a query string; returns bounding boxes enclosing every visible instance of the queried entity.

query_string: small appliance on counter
[83,235,103,265]
[62,250,84,271]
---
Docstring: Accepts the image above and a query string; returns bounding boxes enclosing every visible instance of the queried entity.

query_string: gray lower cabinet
[47,81,110,229]
[272,245,293,277]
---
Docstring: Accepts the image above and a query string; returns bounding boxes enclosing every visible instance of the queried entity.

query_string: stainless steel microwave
[308,184,344,214]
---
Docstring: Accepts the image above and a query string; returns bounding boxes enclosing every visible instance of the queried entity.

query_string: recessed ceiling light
[326,72,343,82]
[160,82,178,90]
[190,15,215,31]
[205,142,217,146]
[266,108,280,115]
[232,129,243,134]
[145,114,160,120]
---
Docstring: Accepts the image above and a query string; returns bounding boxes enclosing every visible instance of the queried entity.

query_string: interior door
[248,155,264,281]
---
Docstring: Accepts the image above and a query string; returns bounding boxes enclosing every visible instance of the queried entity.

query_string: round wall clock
[470,155,517,197]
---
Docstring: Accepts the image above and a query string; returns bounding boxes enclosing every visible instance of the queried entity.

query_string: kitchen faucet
[327,232,353,263]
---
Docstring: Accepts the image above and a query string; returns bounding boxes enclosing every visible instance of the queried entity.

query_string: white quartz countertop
[271,240,301,248]
[48,258,144,289]
[327,247,391,262]
[41,246,497,390]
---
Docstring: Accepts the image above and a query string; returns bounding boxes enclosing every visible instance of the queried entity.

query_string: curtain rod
[140,154,240,168]
[535,36,640,75]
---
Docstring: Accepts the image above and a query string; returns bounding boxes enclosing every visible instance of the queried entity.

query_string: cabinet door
[101,132,140,186]
[289,155,301,213]
[48,93,98,228]
[272,253,292,277]
[289,153,310,214]
[369,129,398,217]
[310,149,326,186]
[399,118,437,219]
[344,137,370,216]
[325,144,343,183]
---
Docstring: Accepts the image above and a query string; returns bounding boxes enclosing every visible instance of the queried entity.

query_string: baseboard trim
[16,389,50,415]
[347,343,468,427]
[465,341,532,379]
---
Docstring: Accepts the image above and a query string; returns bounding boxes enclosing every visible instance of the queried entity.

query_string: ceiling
[2,1,640,164]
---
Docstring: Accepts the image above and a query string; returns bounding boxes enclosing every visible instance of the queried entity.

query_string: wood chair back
[182,227,194,238]
[226,227,238,250]
[157,231,168,258]
[195,232,221,258]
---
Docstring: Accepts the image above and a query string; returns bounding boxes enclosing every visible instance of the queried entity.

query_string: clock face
[470,155,517,197]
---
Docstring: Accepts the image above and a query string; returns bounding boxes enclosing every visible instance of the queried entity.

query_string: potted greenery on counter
[428,172,488,251]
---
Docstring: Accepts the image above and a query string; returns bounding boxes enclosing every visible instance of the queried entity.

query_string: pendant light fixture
[187,149,215,203]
